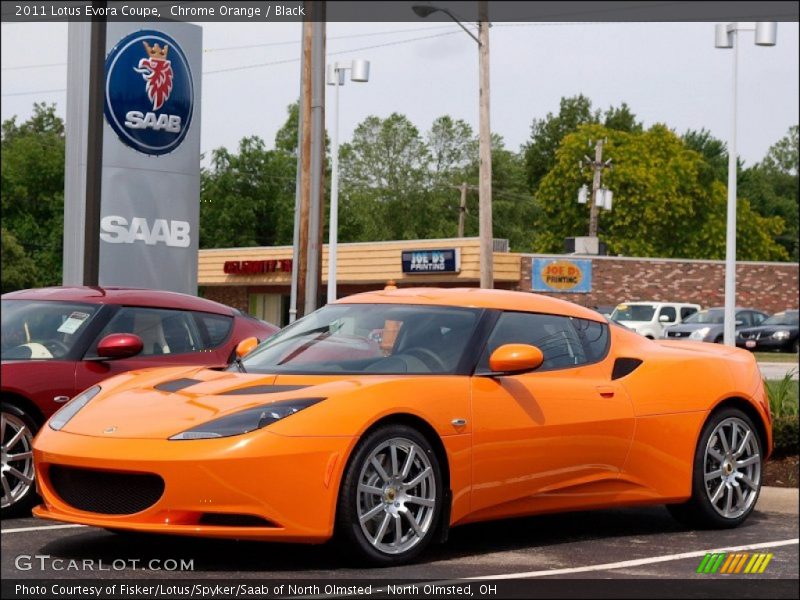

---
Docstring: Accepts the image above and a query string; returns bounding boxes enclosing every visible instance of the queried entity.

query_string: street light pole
[715,22,777,346]
[477,2,493,289]
[326,60,370,304]
[413,2,493,288]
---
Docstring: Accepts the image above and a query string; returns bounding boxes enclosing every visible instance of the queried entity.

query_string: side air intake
[612,358,643,380]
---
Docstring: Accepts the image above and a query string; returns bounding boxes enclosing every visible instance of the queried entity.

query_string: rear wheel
[668,408,762,528]
[336,425,442,566]
[1,403,39,518]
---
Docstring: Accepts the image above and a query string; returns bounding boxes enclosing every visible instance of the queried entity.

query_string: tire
[668,408,762,529]
[714,336,723,344]
[336,424,443,566]
[1,403,40,518]
[791,339,799,354]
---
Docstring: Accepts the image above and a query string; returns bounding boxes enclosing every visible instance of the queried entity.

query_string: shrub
[765,372,799,456]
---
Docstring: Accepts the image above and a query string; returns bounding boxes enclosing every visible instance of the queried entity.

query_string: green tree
[1,103,65,291]
[1,228,38,293]
[532,123,787,261]
[523,94,597,192]
[739,125,799,259]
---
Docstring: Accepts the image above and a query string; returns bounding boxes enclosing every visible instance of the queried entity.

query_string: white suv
[610,301,701,339]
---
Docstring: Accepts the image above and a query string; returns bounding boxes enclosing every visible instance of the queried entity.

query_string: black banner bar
[1,1,799,23]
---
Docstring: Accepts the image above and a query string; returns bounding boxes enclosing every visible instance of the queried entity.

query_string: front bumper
[736,337,790,351]
[32,426,354,543]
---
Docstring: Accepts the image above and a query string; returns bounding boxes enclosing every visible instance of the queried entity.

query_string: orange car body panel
[32,288,772,542]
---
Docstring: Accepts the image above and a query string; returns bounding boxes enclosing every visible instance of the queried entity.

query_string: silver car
[662,307,768,343]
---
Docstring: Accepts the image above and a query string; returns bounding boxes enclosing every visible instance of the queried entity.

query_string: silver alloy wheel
[356,437,436,555]
[703,416,761,519]
[1,411,35,510]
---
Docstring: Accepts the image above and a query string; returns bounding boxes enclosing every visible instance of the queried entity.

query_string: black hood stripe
[154,378,203,393]
[219,385,310,396]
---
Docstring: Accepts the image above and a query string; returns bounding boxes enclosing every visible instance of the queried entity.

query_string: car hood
[57,366,396,439]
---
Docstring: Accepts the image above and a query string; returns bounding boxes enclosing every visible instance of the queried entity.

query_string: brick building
[198,237,798,326]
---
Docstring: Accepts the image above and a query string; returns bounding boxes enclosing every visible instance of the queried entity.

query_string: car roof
[1,286,235,315]
[338,287,605,321]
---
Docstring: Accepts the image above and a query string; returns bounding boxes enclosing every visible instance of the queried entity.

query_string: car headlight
[49,386,101,431]
[169,398,323,440]
[772,330,791,340]
[690,327,711,340]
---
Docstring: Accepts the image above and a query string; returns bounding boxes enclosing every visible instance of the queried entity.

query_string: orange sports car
[32,288,771,565]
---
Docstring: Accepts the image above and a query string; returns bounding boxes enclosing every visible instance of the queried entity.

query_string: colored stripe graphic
[702,552,775,575]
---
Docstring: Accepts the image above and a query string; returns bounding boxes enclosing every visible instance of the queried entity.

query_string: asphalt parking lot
[2,489,797,584]
[759,361,799,380]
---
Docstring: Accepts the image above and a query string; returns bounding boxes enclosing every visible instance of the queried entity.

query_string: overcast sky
[1,20,798,166]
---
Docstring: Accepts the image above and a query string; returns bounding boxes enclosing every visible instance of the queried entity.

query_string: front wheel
[668,408,762,528]
[1,403,39,518]
[336,425,442,566]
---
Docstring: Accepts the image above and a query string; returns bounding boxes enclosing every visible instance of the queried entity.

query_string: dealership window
[249,293,288,327]
[477,312,610,372]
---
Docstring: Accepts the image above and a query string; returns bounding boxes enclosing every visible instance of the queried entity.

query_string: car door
[74,306,228,392]
[470,312,634,517]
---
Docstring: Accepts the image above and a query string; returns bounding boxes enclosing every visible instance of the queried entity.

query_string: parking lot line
[1,524,86,534]
[460,538,800,580]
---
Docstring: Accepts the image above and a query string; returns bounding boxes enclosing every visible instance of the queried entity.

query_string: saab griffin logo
[134,41,173,111]
[696,552,774,574]
[104,30,194,155]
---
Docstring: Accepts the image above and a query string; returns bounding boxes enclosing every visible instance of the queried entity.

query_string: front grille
[49,466,164,515]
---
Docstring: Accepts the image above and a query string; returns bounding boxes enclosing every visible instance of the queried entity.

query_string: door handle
[596,386,615,398]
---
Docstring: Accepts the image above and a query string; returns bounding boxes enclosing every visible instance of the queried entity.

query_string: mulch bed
[764,454,799,488]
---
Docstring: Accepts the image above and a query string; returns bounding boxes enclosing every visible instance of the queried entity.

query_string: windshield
[762,312,799,327]
[1,300,100,360]
[685,309,725,324]
[610,304,655,322]
[241,303,481,374]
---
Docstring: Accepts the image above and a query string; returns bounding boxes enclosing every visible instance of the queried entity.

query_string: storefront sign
[401,249,460,274]
[224,259,293,275]
[532,258,592,293]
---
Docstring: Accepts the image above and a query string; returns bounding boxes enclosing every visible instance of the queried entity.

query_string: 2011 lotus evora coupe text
[32,288,771,565]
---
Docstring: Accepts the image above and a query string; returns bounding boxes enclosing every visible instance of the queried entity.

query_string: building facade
[198,237,799,326]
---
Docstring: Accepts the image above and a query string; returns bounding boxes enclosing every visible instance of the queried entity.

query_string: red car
[1,286,278,516]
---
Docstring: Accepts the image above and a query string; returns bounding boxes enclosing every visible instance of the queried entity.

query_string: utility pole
[478,1,493,288]
[305,3,325,315]
[582,139,612,238]
[457,182,468,238]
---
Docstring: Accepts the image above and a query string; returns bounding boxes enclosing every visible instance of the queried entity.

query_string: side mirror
[235,337,259,359]
[488,344,544,375]
[95,333,143,360]
[659,314,672,322]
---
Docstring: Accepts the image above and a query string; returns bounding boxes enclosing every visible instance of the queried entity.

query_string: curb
[757,486,799,515]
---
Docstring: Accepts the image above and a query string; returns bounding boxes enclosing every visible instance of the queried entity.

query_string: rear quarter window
[194,312,234,348]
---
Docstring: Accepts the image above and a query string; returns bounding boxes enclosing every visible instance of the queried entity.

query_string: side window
[572,318,610,363]
[752,312,767,325]
[659,306,677,322]
[194,312,234,349]
[680,307,697,320]
[478,312,600,372]
[737,312,753,327]
[88,307,201,357]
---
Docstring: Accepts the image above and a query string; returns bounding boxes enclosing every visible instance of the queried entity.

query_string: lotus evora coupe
[32,288,771,565]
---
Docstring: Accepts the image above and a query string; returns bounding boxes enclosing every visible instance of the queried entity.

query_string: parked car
[592,305,616,318]
[32,288,769,566]
[610,301,700,339]
[736,309,799,354]
[662,307,768,343]
[1,286,278,516]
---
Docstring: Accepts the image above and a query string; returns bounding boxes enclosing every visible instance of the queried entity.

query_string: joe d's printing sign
[532,258,592,293]
[402,249,460,274]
